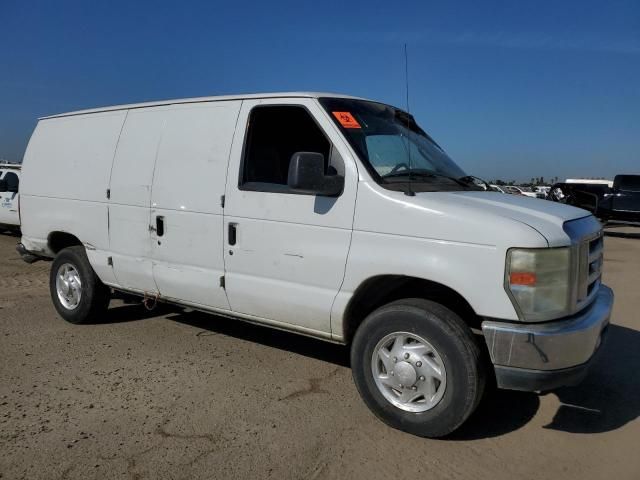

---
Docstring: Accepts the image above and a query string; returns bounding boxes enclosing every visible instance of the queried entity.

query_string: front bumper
[482,285,614,391]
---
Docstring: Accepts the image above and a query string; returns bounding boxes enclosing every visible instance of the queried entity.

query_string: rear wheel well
[48,231,82,255]
[342,275,481,343]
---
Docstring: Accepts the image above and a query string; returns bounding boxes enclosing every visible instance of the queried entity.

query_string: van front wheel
[49,246,110,324]
[351,299,485,438]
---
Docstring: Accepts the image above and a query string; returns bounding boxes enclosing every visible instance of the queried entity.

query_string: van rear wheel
[351,298,485,438]
[49,246,110,324]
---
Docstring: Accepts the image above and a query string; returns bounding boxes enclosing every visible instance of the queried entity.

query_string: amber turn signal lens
[509,272,537,286]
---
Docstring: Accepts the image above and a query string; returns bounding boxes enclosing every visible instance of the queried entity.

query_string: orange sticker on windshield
[332,111,361,129]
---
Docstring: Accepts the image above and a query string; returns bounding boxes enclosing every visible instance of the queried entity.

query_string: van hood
[433,191,592,246]
[355,183,598,248]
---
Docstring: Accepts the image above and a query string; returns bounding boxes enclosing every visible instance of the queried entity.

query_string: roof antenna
[404,43,415,197]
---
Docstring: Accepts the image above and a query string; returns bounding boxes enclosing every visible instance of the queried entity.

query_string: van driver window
[241,106,331,191]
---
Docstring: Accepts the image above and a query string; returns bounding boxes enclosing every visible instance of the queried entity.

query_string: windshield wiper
[383,170,473,188]
[383,169,437,180]
[459,175,491,190]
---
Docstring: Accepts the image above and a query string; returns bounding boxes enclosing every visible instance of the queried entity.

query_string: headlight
[505,247,572,321]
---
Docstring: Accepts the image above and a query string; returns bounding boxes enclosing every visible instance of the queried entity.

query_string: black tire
[351,298,485,438]
[49,246,110,324]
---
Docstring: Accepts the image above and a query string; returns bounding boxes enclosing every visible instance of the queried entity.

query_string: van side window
[241,106,331,192]
[4,172,19,192]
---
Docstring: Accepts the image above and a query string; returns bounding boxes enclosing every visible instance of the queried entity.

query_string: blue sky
[1,0,638,181]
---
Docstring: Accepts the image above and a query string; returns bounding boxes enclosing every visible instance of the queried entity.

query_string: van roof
[39,92,369,120]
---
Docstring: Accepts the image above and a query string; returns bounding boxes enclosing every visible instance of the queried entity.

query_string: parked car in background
[534,186,550,198]
[503,186,545,198]
[0,163,21,231]
[566,178,613,187]
[489,184,507,193]
[503,186,523,195]
[549,174,640,223]
[17,92,613,438]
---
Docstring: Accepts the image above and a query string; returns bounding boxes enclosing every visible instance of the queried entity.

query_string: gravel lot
[1,228,639,480]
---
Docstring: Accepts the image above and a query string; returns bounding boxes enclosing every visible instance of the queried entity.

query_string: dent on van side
[17,92,613,437]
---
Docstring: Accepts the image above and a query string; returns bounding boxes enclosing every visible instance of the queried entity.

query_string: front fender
[330,230,520,341]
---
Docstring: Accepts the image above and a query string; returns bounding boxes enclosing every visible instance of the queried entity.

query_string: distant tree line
[489,177,560,187]
[488,176,609,187]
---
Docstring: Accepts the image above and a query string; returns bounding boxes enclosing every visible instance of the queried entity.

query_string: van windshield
[320,97,474,192]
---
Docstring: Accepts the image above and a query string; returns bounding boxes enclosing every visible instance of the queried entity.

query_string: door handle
[156,216,165,237]
[228,223,237,246]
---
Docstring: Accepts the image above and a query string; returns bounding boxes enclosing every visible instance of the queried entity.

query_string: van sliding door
[108,107,167,293]
[148,101,241,310]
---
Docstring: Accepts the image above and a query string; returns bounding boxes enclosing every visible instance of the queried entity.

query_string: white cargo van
[0,163,21,231]
[18,93,613,437]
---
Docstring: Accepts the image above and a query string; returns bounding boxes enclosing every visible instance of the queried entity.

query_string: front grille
[563,216,604,315]
[576,231,603,307]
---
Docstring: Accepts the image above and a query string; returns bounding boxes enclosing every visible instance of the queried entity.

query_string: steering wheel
[389,163,410,175]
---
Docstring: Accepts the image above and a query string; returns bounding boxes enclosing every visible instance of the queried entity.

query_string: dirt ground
[1,227,639,480]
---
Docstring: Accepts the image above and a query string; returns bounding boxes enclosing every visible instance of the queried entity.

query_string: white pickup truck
[0,163,21,231]
[17,92,613,437]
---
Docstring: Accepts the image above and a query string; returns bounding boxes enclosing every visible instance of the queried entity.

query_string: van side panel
[21,112,126,202]
[108,107,167,293]
[148,101,241,309]
[20,112,127,266]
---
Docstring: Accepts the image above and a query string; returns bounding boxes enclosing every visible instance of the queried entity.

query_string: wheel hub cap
[371,332,447,413]
[55,263,82,310]
[393,361,417,387]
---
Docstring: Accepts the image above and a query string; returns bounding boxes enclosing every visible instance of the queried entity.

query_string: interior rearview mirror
[287,152,344,196]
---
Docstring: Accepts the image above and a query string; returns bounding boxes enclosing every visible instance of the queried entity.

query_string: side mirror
[287,152,344,196]
[0,179,7,193]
